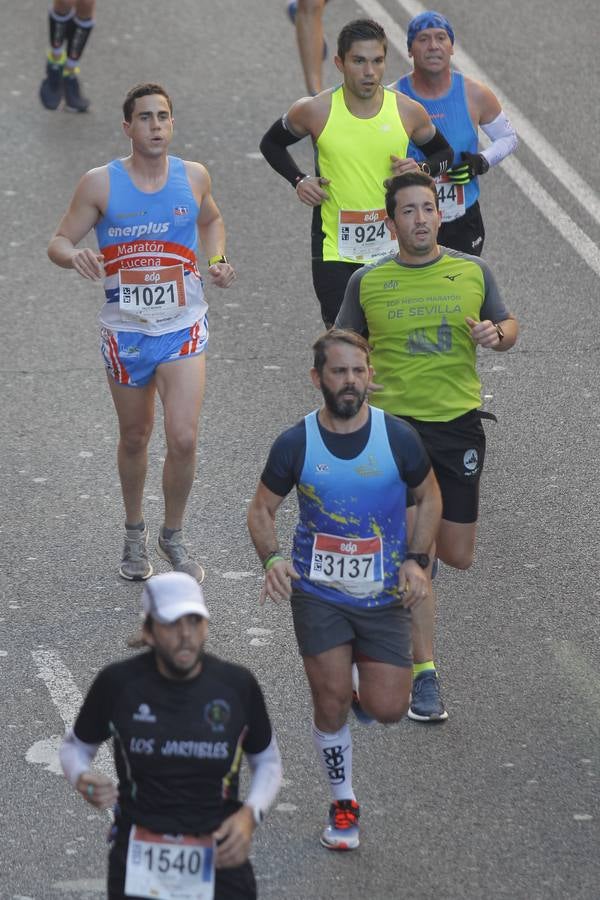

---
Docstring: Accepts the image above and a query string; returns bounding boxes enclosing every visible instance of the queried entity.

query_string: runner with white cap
[59,572,282,900]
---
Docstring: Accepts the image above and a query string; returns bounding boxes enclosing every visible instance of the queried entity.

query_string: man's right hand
[296,176,330,207]
[76,771,118,809]
[71,248,105,281]
[259,559,300,605]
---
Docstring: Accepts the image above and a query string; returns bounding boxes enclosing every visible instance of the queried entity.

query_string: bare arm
[391,94,453,177]
[187,162,235,288]
[47,167,108,281]
[398,469,442,607]
[247,482,299,604]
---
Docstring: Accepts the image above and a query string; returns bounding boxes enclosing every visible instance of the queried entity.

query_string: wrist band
[295,174,310,188]
[208,254,228,266]
[263,552,284,571]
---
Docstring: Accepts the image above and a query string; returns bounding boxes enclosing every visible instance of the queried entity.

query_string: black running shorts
[311,259,363,327]
[401,409,487,524]
[438,201,485,256]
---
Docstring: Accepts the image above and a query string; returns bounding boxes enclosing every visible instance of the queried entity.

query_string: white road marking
[222,571,255,580]
[247,627,273,636]
[25,735,64,775]
[356,0,600,277]
[31,649,115,780]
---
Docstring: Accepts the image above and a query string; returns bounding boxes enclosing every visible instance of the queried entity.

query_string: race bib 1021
[119,265,186,324]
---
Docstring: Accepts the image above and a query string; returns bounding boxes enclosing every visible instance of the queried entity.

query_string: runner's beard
[154,643,206,679]
[321,383,367,419]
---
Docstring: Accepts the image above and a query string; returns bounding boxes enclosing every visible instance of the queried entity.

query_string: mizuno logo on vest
[443,273,462,281]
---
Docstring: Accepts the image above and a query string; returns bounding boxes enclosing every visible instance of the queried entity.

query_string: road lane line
[355,0,600,277]
[32,648,84,726]
[32,648,115,780]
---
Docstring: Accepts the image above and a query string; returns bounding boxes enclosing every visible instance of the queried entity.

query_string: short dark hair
[384,172,439,218]
[123,83,173,122]
[337,19,387,60]
[312,328,371,375]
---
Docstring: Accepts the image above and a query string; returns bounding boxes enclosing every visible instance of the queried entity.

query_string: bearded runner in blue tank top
[248,330,442,851]
[292,407,408,607]
[393,10,518,256]
[48,83,236,585]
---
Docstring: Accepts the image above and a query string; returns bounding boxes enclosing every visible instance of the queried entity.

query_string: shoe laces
[331,800,359,830]
[124,530,147,560]
[160,531,189,565]
[413,671,439,699]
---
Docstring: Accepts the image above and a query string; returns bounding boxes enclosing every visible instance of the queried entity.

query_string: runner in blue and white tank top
[48,83,236,584]
[393,10,518,256]
[248,330,442,851]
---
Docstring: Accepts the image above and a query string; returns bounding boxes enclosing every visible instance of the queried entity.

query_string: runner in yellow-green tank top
[316,85,409,264]
[260,18,453,325]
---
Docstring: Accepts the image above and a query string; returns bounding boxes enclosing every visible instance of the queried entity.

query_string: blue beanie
[407,11,455,49]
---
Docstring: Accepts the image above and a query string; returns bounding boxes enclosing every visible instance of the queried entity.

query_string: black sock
[66,16,94,64]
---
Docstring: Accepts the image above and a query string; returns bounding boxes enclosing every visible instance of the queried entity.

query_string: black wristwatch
[405,552,430,569]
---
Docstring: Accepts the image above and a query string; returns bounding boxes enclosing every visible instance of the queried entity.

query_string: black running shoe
[63,69,90,112]
[39,58,64,110]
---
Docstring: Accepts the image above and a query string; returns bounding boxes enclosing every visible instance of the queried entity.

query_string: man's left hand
[447,151,489,184]
[465,316,501,348]
[390,155,421,177]
[208,262,236,288]
[398,560,430,608]
[213,805,255,869]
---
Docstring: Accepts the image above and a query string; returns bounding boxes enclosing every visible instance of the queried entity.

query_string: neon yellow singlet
[315,86,409,263]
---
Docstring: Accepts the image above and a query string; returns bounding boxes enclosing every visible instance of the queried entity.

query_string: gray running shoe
[157,529,205,583]
[119,526,153,581]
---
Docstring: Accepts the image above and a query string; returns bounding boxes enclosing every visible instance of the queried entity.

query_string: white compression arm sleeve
[480,111,518,167]
[244,735,283,821]
[59,728,101,787]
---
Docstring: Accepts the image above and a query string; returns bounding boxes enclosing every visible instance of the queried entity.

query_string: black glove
[447,151,490,184]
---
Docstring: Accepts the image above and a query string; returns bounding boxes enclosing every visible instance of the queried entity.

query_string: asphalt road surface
[1,1,599,898]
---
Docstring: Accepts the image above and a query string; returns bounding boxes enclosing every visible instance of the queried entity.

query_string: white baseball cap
[141,572,210,624]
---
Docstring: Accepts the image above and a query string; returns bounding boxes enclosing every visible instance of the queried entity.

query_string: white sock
[312,722,355,802]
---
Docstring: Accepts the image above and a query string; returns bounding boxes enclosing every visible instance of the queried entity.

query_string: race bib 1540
[124,825,215,900]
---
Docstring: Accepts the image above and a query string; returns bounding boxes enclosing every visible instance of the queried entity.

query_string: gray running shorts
[290,589,412,667]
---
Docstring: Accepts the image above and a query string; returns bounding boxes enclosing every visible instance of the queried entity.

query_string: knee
[75,0,96,18]
[166,429,197,460]
[373,698,409,725]
[444,548,474,570]
[119,424,152,454]
[313,692,351,732]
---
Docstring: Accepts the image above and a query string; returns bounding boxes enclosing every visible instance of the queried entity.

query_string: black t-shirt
[261,408,431,497]
[74,652,272,834]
